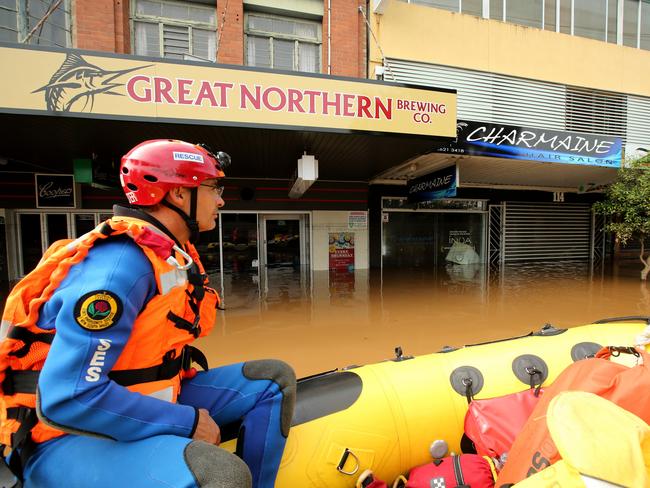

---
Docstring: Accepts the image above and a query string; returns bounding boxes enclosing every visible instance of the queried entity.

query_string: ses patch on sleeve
[74,291,123,331]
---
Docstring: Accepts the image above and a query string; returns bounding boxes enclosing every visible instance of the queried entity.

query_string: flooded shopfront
[200,262,650,377]
[381,198,487,269]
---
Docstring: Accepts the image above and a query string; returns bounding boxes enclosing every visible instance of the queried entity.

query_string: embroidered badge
[74,291,123,331]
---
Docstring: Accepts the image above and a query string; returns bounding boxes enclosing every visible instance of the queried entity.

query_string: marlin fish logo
[33,53,151,112]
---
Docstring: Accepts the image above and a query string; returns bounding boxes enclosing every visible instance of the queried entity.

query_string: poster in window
[329,232,354,271]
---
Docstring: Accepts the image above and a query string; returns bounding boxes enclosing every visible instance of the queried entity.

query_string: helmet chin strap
[161,187,200,243]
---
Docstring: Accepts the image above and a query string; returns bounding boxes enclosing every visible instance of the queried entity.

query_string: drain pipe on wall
[327,0,331,74]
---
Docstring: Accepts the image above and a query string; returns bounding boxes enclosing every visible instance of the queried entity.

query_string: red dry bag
[464,388,544,459]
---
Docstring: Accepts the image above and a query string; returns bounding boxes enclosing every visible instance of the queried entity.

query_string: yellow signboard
[0,45,456,137]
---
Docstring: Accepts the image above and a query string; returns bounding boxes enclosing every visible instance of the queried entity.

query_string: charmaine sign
[437,121,622,167]
[0,45,456,138]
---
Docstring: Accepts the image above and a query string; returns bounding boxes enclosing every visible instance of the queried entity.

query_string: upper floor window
[245,13,321,73]
[403,0,650,51]
[410,0,482,16]
[0,0,71,47]
[132,0,217,62]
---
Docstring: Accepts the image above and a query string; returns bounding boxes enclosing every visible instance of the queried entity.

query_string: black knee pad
[184,440,252,488]
[242,359,297,437]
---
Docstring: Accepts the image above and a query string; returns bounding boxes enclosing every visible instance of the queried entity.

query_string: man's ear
[166,186,187,207]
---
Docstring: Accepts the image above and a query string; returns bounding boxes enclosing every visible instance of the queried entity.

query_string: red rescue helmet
[120,139,229,206]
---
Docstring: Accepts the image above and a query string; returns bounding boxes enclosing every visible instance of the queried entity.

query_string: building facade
[1,0,649,299]
[367,0,650,269]
[0,0,433,301]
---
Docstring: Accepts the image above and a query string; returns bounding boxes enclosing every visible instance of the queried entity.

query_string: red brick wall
[73,0,366,75]
[114,0,130,54]
[216,0,243,65]
[74,0,130,53]
[323,0,366,78]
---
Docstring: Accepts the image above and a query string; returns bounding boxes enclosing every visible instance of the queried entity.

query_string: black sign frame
[35,173,76,208]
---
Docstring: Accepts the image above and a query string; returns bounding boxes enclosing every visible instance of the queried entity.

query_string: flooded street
[199,262,650,377]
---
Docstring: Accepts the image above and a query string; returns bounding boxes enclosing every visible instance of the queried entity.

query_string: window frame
[130,0,218,61]
[1,0,71,47]
[244,11,322,73]
[404,0,650,51]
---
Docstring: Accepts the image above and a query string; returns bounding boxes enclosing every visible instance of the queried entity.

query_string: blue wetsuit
[22,225,294,488]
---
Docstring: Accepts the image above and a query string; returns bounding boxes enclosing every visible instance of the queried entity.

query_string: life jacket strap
[108,354,183,386]
[1,370,40,396]
[167,311,201,338]
[184,346,209,372]
[107,345,209,387]
[6,327,54,359]
[9,408,37,451]
[0,406,39,485]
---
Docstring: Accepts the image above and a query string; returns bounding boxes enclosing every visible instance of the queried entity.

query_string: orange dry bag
[496,346,650,485]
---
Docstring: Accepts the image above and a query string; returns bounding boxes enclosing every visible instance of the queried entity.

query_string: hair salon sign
[35,174,76,208]
[436,120,622,167]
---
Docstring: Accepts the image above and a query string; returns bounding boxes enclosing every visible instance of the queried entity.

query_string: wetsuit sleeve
[36,237,199,441]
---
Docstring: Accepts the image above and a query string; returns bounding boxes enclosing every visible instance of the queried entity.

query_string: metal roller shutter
[502,202,592,262]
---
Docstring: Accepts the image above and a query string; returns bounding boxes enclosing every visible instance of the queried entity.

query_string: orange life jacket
[0,216,218,450]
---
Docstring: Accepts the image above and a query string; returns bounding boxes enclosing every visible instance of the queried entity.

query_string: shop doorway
[381,199,487,279]
[260,214,310,269]
[197,212,311,311]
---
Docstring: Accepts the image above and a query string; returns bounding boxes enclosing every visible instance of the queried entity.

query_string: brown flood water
[198,262,650,377]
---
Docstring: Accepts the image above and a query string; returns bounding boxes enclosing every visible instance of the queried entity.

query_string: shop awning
[373,152,618,193]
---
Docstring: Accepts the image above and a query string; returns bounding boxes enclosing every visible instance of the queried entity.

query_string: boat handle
[336,448,360,476]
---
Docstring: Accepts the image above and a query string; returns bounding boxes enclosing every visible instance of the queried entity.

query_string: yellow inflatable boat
[227,317,649,487]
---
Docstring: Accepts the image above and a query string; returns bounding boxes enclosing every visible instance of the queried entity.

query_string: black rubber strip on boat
[291,371,363,427]
[218,371,363,441]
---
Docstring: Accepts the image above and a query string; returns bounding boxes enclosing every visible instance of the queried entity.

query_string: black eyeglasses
[200,183,225,197]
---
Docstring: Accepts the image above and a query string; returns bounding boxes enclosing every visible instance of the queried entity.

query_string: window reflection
[624,0,640,47]
[544,0,556,31]
[506,0,543,28]
[45,214,68,247]
[74,214,96,238]
[608,0,618,43]
[462,0,482,17]
[382,212,485,269]
[490,0,503,21]
[18,214,42,276]
[560,0,572,34]
[575,0,607,41]
[400,0,650,52]
[411,0,458,12]
[641,0,650,48]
